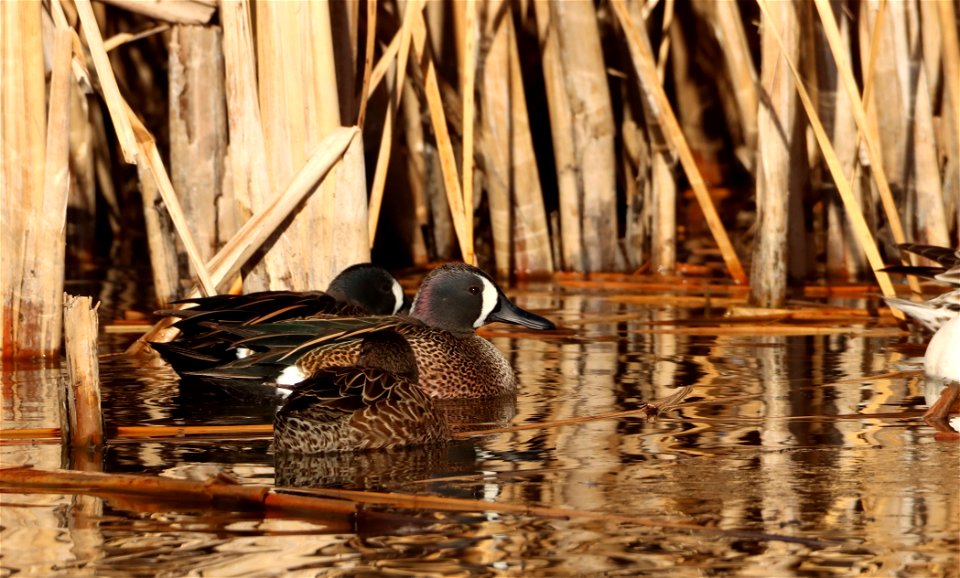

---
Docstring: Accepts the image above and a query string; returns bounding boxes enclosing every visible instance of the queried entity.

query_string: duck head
[326,263,405,315]
[410,263,555,336]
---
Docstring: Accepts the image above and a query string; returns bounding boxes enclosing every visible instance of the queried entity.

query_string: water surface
[2,281,957,576]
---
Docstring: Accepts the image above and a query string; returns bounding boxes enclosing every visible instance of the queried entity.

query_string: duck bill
[488,294,555,330]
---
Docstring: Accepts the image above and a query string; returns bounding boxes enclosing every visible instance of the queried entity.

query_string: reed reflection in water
[1,288,957,576]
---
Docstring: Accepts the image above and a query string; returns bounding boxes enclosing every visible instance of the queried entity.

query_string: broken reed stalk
[412,11,471,262]
[96,0,215,24]
[812,0,921,292]
[750,0,801,308]
[534,0,582,273]
[368,0,421,247]
[8,25,72,358]
[0,466,853,548]
[128,127,362,352]
[355,0,377,128]
[755,0,900,312]
[62,294,103,448]
[461,0,477,266]
[1,1,48,357]
[72,0,137,163]
[610,0,747,284]
[169,24,230,269]
[505,8,553,276]
[479,0,514,276]
[552,1,619,272]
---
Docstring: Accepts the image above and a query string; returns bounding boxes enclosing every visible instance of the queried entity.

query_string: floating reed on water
[1,1,957,357]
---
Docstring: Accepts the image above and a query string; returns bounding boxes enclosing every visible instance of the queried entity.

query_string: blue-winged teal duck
[193,263,556,398]
[274,329,449,453]
[152,263,404,375]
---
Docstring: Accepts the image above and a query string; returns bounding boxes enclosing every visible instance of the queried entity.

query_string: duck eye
[468,286,481,295]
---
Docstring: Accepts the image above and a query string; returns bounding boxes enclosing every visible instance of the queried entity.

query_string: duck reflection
[274,442,471,489]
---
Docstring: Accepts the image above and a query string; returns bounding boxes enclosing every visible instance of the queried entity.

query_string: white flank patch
[236,347,252,359]
[391,279,404,314]
[276,365,308,386]
[474,276,499,328]
[925,316,960,382]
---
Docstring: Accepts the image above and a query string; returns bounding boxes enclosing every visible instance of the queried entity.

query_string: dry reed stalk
[138,160,181,305]
[756,0,901,312]
[1,467,844,547]
[610,1,748,284]
[254,2,307,290]
[412,12,471,260]
[821,2,866,281]
[936,0,960,238]
[552,1,619,272]
[129,127,361,351]
[70,0,217,296]
[96,0,214,24]
[11,27,72,358]
[307,1,369,290]
[220,0,271,292]
[533,1,581,272]
[711,0,758,167]
[355,0,377,128]
[644,0,678,275]
[256,2,370,290]
[368,0,420,247]
[368,28,401,95]
[750,0,801,308]
[62,295,103,448]
[0,467,356,527]
[169,25,229,266]
[479,0,514,276]
[863,0,908,192]
[1,2,46,357]
[400,81,434,264]
[47,0,94,91]
[102,24,171,52]
[0,428,61,441]
[73,0,137,163]
[908,47,950,247]
[288,487,844,548]
[620,102,647,271]
[461,0,477,266]
[814,0,919,292]
[506,11,553,276]
[127,103,217,295]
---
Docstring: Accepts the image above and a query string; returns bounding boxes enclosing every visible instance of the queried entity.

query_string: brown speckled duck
[192,263,556,399]
[273,329,448,453]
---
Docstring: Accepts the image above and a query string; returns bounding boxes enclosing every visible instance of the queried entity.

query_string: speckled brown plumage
[273,329,449,454]
[274,366,449,453]
[294,320,517,398]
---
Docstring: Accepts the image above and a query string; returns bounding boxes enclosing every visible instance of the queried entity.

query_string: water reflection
[1,288,957,576]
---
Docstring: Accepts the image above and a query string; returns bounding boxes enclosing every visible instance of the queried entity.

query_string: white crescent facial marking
[391,279,404,314]
[276,365,308,386]
[474,276,499,328]
[236,347,252,360]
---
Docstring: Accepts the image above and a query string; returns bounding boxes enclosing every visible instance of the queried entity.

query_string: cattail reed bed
[1,0,957,356]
